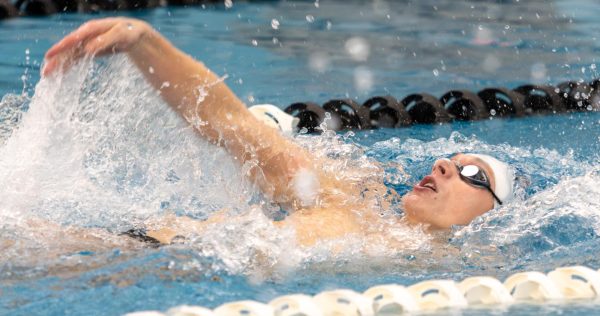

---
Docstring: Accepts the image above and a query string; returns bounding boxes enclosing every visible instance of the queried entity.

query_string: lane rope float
[125,265,600,316]
[281,80,600,133]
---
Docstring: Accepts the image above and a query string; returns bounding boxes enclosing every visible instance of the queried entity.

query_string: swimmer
[42,17,515,247]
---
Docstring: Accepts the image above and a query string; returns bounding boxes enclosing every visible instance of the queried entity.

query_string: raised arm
[44,18,317,207]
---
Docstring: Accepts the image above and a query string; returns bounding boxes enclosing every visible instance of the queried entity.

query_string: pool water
[1,0,600,315]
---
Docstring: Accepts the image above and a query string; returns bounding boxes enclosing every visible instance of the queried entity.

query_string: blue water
[0,1,599,315]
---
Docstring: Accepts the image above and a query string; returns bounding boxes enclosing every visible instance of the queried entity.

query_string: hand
[43,17,151,76]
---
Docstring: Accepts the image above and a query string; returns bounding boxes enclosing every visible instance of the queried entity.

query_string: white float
[213,301,274,316]
[408,280,468,310]
[166,305,215,316]
[503,271,563,301]
[248,104,299,134]
[363,284,419,314]
[547,266,600,299]
[458,276,514,305]
[313,289,373,316]
[268,294,323,316]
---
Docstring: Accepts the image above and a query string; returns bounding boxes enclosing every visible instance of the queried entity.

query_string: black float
[284,102,326,133]
[363,96,410,128]
[514,85,565,113]
[322,99,370,130]
[14,0,56,16]
[440,90,488,121]
[401,93,450,124]
[478,87,525,117]
[557,81,594,111]
[0,0,18,18]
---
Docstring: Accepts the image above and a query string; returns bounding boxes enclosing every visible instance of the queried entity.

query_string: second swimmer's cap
[468,153,515,207]
[249,104,299,135]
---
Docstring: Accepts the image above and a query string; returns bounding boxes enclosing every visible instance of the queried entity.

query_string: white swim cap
[467,153,515,207]
[248,104,299,135]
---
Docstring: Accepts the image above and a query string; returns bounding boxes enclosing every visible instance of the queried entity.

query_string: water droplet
[344,37,370,61]
[251,39,258,46]
[271,18,280,30]
[482,54,501,73]
[326,21,332,30]
[531,63,547,82]
[490,109,497,116]
[354,66,374,93]
[224,0,232,8]
[473,26,494,45]
[247,95,255,103]
[291,169,320,207]
[432,69,439,76]
[306,15,315,23]
[591,64,597,70]
[308,52,330,73]
[314,0,319,8]
[237,78,243,84]
[25,49,30,55]
[148,66,154,74]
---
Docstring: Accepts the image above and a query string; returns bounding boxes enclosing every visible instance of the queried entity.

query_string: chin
[401,192,441,227]
[401,192,421,220]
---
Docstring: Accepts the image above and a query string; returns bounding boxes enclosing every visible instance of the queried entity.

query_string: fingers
[42,18,148,77]
[45,18,117,60]
[43,18,124,76]
[82,24,125,57]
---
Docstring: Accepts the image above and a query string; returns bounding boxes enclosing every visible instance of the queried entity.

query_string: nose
[432,158,457,178]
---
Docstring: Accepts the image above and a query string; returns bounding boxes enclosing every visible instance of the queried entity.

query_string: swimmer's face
[402,154,495,228]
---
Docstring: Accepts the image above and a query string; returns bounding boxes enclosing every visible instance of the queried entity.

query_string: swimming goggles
[453,161,503,205]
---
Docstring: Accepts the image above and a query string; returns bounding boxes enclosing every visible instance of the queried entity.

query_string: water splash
[0,56,262,268]
[0,93,29,146]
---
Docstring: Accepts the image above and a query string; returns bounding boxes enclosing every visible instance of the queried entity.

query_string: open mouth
[417,175,437,192]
